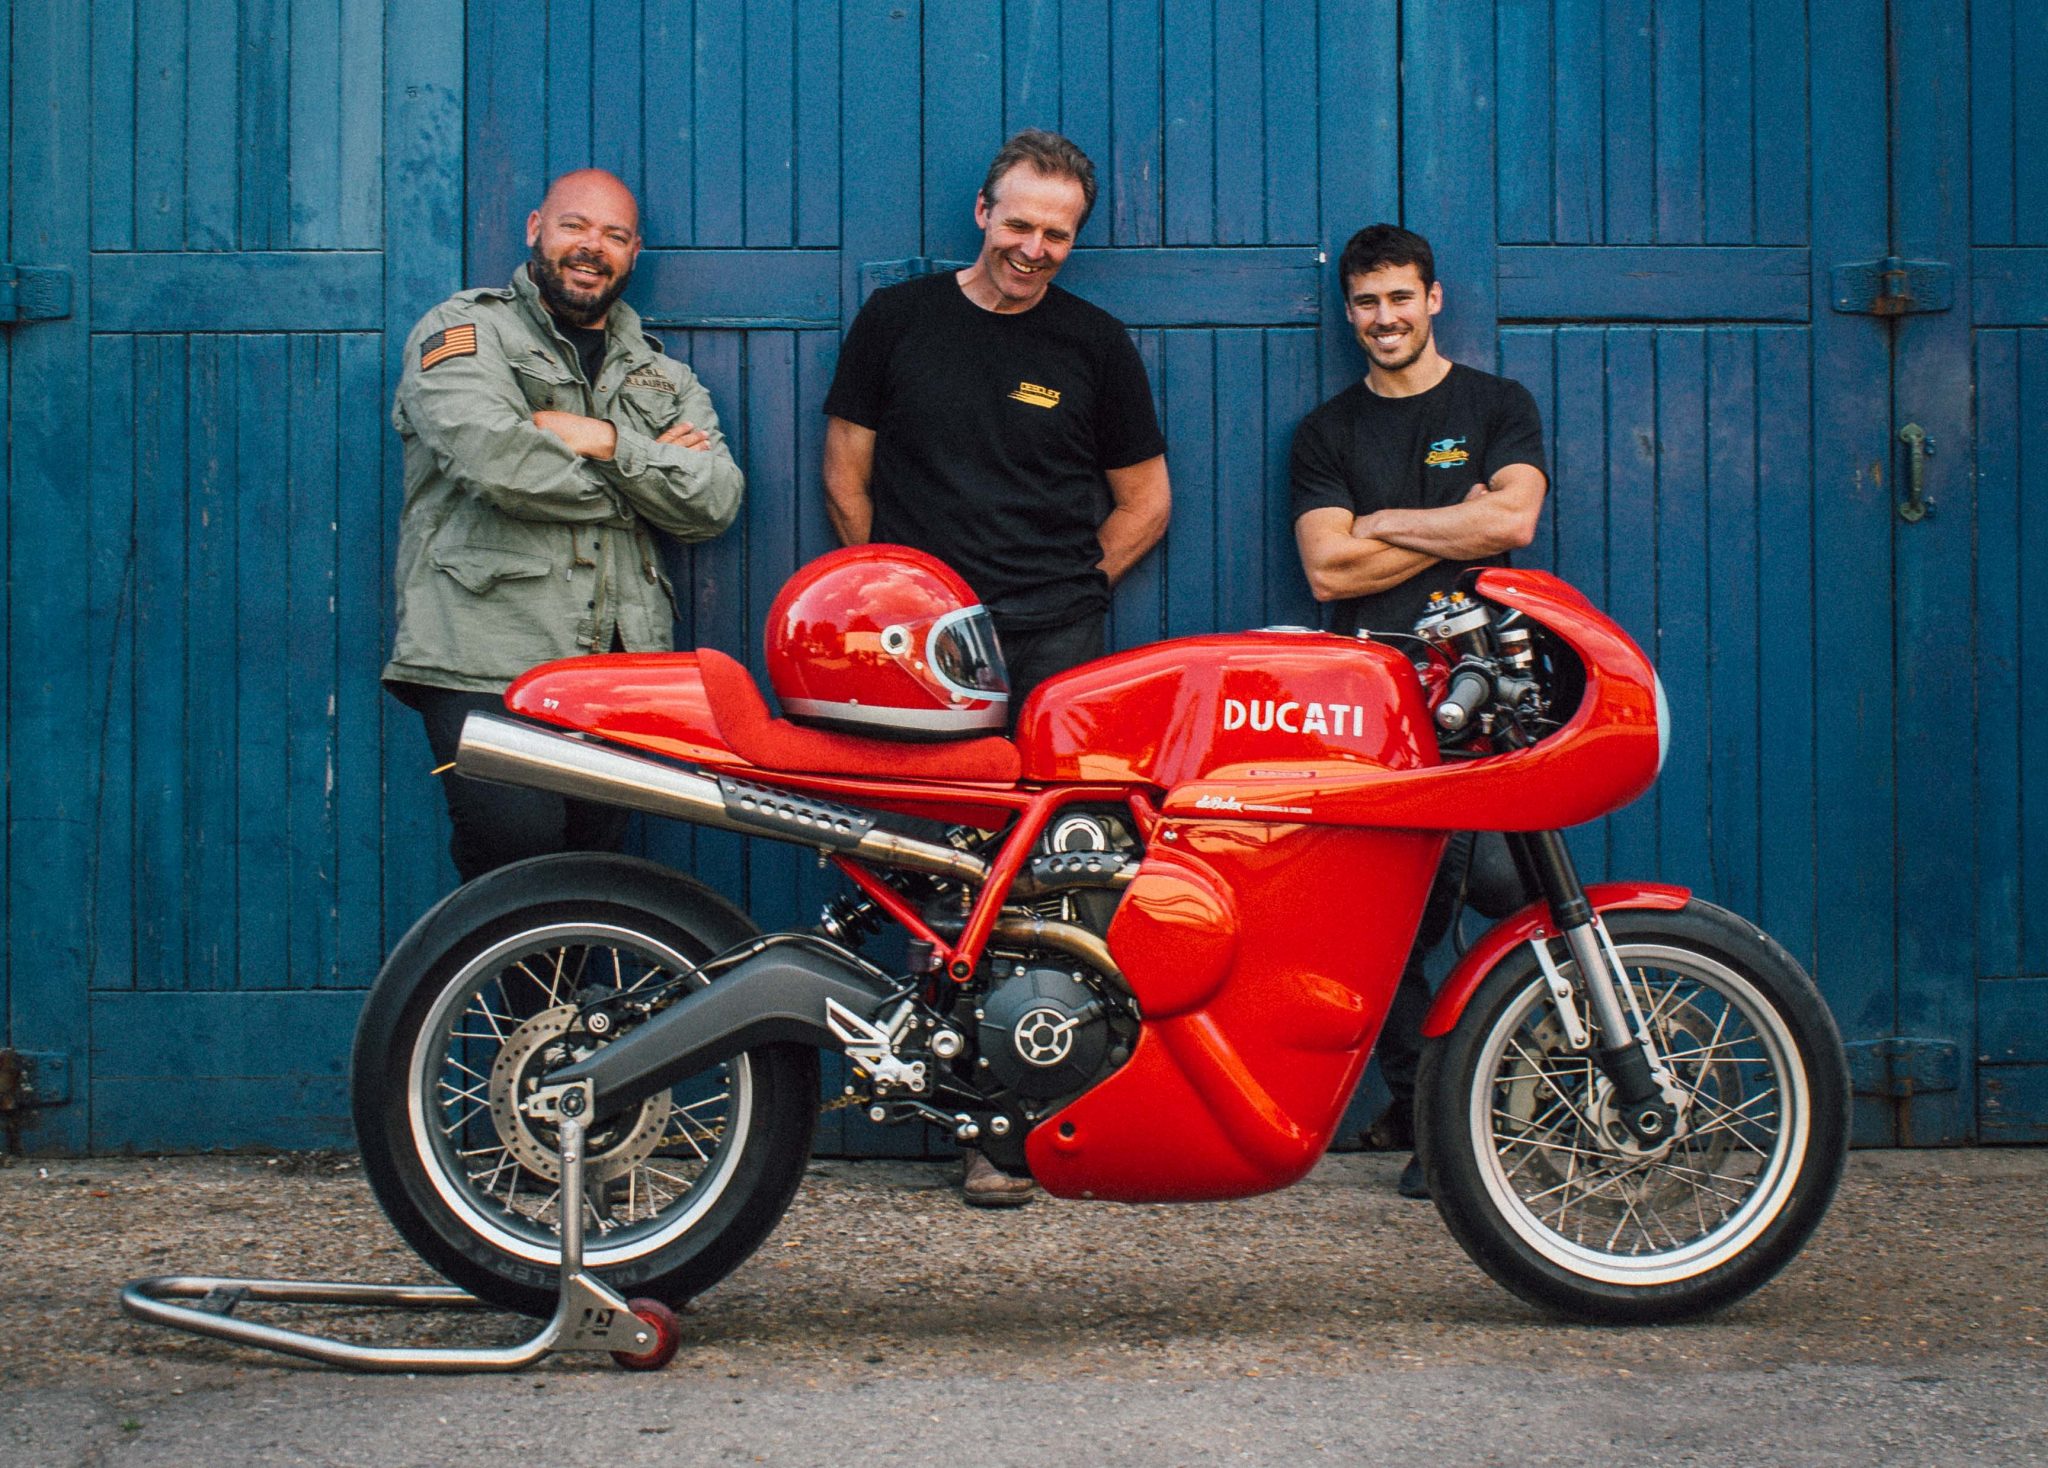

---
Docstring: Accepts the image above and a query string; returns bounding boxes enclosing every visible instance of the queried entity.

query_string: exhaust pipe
[455,714,989,884]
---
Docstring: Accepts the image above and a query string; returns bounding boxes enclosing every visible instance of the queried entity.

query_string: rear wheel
[1417,901,1848,1323]
[352,855,819,1317]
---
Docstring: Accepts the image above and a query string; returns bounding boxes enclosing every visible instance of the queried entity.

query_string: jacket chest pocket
[614,381,680,434]
[511,355,579,412]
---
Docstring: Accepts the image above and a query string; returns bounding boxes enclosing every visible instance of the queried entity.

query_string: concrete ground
[1,1147,2043,1466]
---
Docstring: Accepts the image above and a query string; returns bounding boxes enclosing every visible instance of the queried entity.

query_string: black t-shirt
[560,320,608,388]
[1289,364,1546,635]
[823,272,1167,630]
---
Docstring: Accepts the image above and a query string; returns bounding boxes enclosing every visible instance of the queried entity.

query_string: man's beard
[1366,315,1432,373]
[528,243,630,326]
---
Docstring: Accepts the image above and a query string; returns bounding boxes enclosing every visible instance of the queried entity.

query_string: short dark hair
[1337,223,1436,295]
[980,129,1098,229]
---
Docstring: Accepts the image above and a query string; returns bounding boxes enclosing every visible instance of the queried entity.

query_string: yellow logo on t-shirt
[1008,381,1061,409]
[1424,436,1471,468]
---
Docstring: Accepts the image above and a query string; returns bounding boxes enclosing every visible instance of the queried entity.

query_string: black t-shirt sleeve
[1482,379,1547,482]
[1288,407,1356,521]
[1093,328,1167,471]
[821,290,899,428]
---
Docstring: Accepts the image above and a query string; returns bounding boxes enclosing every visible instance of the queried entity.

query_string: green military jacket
[383,265,744,693]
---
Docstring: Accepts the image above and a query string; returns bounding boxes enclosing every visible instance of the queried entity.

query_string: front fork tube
[1512,832,1682,1146]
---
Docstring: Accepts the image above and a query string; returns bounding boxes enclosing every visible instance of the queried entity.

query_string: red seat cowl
[698,648,1022,783]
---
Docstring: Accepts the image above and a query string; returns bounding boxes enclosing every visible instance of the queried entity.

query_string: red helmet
[764,545,1010,738]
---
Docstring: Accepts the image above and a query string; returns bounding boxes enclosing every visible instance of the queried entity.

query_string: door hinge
[0,264,74,323]
[1844,1037,1960,1097]
[1829,256,1953,317]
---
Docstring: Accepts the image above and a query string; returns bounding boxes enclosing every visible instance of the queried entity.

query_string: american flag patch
[420,323,478,370]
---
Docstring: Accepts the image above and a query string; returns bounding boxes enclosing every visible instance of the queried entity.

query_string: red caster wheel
[610,1298,681,1371]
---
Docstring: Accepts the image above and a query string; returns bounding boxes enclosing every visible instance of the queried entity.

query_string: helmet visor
[925,604,1010,703]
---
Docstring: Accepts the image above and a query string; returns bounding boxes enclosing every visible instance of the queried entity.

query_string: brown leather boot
[961,1148,1036,1208]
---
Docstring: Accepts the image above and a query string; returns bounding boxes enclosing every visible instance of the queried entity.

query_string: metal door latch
[1830,257,1953,317]
[1897,422,1935,522]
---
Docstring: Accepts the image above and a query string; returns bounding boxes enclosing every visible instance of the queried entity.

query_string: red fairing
[1419,882,1693,1038]
[1158,567,1664,832]
[506,654,734,766]
[1016,630,1439,785]
[1027,822,1446,1202]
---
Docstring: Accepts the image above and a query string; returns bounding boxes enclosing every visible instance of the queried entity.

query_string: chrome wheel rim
[1469,942,1809,1286]
[407,922,753,1268]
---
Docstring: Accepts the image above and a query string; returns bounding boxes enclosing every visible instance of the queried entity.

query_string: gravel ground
[1,1145,2043,1394]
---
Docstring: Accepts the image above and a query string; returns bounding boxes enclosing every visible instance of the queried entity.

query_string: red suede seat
[697,648,1021,783]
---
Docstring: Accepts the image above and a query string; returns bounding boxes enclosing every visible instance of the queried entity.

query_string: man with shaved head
[385,169,745,882]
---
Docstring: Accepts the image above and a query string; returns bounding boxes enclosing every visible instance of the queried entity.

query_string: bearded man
[384,168,744,882]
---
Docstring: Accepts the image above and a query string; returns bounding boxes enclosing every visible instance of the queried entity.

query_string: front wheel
[1417,900,1848,1323]
[352,854,819,1317]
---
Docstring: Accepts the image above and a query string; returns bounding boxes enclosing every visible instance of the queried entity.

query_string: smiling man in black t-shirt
[1291,223,1548,1199]
[822,130,1171,723]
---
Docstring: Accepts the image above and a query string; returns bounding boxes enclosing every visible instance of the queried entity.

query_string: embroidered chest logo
[1424,436,1471,468]
[1008,381,1061,409]
[622,369,678,394]
[419,323,478,370]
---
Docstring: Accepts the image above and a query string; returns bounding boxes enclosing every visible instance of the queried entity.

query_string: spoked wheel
[1418,901,1848,1323]
[353,855,818,1317]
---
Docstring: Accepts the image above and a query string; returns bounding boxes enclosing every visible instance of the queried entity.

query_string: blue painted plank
[286,336,340,991]
[92,251,386,332]
[93,1078,353,1152]
[1980,979,2048,1063]
[745,0,795,246]
[185,0,239,248]
[1059,0,1113,246]
[9,0,94,1151]
[288,0,343,249]
[1974,332,2021,982]
[1402,0,1497,364]
[334,333,386,987]
[1054,246,1320,325]
[133,337,190,994]
[90,0,136,250]
[1315,0,1398,396]
[1601,0,1654,244]
[1752,0,1810,244]
[1261,0,1315,242]
[923,0,1004,259]
[2021,332,2048,976]
[1109,330,1167,648]
[1494,0,1553,244]
[1980,1064,2048,1144]
[1549,328,1608,610]
[1162,0,1216,245]
[641,0,695,242]
[1162,331,1218,638]
[1970,0,2015,245]
[2017,0,2048,241]
[1496,329,1557,573]
[544,0,595,179]
[1496,246,1811,322]
[1209,328,1264,629]
[1702,0,1755,243]
[1262,328,1321,630]
[625,249,839,326]
[236,336,292,989]
[1973,248,2048,327]
[1652,0,1704,244]
[1652,331,1710,892]
[133,0,186,252]
[1109,0,1163,247]
[693,0,745,246]
[87,335,138,992]
[837,1,919,325]
[1704,329,1760,921]
[593,0,644,182]
[466,0,549,279]
[1551,0,1604,242]
[1005,0,1062,134]
[240,0,289,248]
[1214,0,1263,245]
[1751,326,1815,977]
[794,0,839,247]
[1602,330,1657,879]
[186,337,240,991]
[339,0,383,248]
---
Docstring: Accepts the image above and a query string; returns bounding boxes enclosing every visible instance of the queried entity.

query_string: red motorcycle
[352,547,1848,1326]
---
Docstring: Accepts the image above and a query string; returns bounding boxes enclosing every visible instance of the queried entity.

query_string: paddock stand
[120,1084,682,1373]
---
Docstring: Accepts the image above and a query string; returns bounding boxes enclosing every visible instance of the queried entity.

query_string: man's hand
[532,409,618,461]
[658,420,712,451]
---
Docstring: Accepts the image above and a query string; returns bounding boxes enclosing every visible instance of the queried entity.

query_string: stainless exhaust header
[455,713,989,884]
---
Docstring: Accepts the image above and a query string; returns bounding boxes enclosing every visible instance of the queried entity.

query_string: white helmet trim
[924,604,1011,704]
[780,696,1006,733]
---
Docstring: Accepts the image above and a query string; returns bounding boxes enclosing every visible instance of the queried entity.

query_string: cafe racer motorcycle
[352,546,1848,1326]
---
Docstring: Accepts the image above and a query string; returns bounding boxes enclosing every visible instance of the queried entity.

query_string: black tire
[1416,900,1848,1324]
[351,853,819,1317]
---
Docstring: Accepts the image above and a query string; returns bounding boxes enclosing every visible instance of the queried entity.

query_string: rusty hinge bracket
[1844,1037,1960,1098]
[1829,256,1953,317]
[0,264,74,323]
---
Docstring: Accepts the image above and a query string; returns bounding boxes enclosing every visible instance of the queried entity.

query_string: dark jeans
[1376,831,1529,1115]
[396,683,631,883]
[998,613,1106,730]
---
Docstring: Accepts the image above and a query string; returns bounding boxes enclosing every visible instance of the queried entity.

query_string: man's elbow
[1304,563,1345,603]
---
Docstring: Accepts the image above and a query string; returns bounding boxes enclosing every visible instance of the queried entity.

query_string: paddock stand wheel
[120,1090,684,1374]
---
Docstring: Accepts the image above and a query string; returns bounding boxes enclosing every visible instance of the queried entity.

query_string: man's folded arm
[597,371,745,542]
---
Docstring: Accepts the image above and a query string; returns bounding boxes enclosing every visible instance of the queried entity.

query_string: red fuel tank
[1014,630,1438,786]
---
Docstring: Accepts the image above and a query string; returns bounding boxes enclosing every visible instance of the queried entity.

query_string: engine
[975,960,1113,1100]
